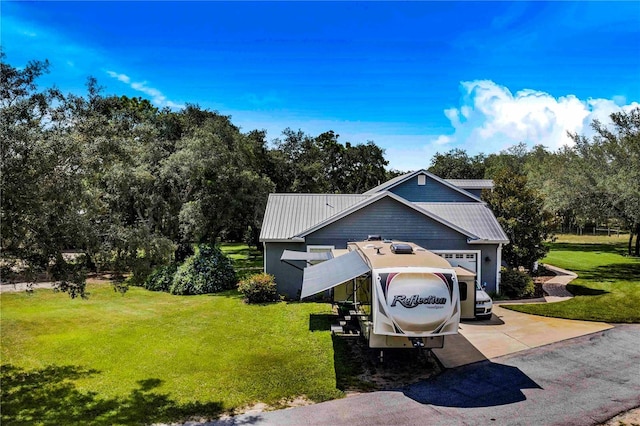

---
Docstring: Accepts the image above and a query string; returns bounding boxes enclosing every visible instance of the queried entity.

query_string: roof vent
[390,243,413,254]
[367,235,382,241]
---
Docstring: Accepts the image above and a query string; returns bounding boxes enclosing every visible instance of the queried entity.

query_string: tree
[561,108,640,255]
[269,129,388,194]
[484,142,531,178]
[428,148,485,179]
[485,169,556,270]
[1,56,89,296]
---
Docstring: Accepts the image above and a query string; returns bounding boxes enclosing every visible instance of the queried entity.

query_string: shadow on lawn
[550,242,627,255]
[308,313,337,332]
[589,263,640,281]
[1,364,223,425]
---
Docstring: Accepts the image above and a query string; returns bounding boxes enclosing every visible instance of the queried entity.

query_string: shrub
[238,273,277,304]
[143,264,177,292]
[170,245,237,295]
[500,267,535,299]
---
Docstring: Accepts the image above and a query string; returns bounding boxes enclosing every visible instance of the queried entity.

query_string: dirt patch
[333,335,442,393]
[529,266,558,298]
[215,396,315,420]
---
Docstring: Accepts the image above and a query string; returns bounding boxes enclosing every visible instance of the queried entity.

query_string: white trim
[467,238,509,244]
[263,242,267,272]
[418,174,426,185]
[496,243,503,294]
[432,250,482,286]
[261,237,305,243]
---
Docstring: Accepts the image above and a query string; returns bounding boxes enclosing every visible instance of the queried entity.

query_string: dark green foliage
[170,245,237,295]
[500,267,535,299]
[428,148,486,179]
[485,169,556,270]
[143,264,177,292]
[238,273,277,303]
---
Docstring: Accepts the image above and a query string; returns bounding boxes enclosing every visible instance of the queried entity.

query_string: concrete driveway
[208,324,640,426]
[206,307,636,426]
[432,305,613,368]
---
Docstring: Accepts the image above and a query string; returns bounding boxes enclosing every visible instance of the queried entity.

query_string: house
[259,170,508,299]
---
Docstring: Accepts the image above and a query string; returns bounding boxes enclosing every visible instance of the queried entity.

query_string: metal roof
[444,179,494,190]
[414,202,509,243]
[259,194,368,241]
[260,193,508,244]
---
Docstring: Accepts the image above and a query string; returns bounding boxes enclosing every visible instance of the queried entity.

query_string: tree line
[428,110,640,259]
[2,55,638,297]
[1,56,392,295]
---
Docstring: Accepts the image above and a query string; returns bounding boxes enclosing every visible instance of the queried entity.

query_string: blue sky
[3,1,640,171]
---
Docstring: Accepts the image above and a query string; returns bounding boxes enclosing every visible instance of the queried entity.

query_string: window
[418,175,426,186]
[456,254,464,259]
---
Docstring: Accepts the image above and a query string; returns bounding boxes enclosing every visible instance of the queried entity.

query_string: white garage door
[434,252,478,277]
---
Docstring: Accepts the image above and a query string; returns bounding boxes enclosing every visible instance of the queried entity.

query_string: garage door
[434,252,478,277]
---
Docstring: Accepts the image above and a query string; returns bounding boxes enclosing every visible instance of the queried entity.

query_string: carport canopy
[300,250,371,299]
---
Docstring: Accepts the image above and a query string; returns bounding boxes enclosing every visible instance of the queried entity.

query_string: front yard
[504,234,640,323]
[1,284,342,424]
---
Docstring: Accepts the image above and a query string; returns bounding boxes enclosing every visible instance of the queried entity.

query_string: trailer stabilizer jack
[409,337,425,348]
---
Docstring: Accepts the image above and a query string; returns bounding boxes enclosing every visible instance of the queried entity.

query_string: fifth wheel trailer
[297,240,461,350]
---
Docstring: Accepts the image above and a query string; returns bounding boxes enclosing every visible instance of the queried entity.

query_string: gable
[390,175,479,202]
[306,196,469,244]
[363,170,481,202]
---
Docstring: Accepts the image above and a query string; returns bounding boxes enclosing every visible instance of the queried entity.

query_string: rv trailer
[297,241,461,350]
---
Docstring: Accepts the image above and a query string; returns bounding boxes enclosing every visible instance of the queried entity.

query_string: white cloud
[106,70,184,109]
[434,80,639,155]
[106,70,131,84]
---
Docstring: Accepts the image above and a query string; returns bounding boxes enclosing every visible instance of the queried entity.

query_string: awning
[280,250,333,262]
[301,250,371,299]
[280,250,334,271]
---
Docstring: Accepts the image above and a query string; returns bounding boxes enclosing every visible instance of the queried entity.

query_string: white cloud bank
[430,80,639,156]
[106,70,184,109]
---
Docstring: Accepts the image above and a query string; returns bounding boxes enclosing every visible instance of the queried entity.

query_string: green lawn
[220,243,263,280]
[1,284,342,424]
[504,234,640,323]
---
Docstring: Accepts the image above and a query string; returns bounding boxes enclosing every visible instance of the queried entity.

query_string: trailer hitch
[409,337,425,348]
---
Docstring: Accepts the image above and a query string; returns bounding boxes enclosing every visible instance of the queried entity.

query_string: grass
[1,284,343,424]
[219,242,263,280]
[503,234,640,323]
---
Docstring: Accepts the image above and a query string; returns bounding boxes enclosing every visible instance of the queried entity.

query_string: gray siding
[264,241,306,298]
[306,197,466,246]
[264,196,500,297]
[390,176,478,202]
[464,188,482,198]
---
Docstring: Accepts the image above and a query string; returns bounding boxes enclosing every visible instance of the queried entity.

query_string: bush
[238,273,277,303]
[170,245,237,295]
[500,267,535,299]
[143,264,177,292]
